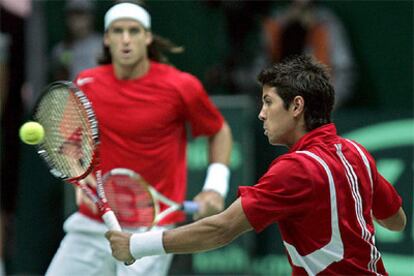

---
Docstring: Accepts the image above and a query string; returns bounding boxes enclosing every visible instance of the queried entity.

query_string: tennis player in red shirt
[46,2,232,276]
[106,55,406,275]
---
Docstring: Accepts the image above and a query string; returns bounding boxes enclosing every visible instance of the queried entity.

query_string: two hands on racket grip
[192,190,224,220]
[75,174,98,214]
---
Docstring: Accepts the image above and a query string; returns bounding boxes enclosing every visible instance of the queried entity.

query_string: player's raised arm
[193,121,233,219]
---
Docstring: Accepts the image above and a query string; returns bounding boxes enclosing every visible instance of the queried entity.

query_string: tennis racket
[103,168,199,230]
[32,80,121,231]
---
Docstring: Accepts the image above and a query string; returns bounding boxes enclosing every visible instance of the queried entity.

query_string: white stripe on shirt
[284,151,344,275]
[335,143,381,275]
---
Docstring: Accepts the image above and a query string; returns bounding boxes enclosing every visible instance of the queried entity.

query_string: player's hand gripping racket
[103,168,199,230]
[32,81,121,231]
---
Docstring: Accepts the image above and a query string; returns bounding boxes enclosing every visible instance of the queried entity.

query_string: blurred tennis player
[106,55,406,275]
[46,1,232,275]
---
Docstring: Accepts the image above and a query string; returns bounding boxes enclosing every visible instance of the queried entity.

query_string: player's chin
[268,137,283,146]
[267,136,277,145]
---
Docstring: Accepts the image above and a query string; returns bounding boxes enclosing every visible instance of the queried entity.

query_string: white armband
[202,163,230,198]
[130,230,166,259]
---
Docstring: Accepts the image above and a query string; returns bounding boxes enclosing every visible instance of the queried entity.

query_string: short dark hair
[257,55,335,131]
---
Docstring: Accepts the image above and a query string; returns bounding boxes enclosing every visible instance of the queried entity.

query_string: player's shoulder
[75,65,112,86]
[262,152,320,192]
[341,138,376,162]
[77,64,112,78]
[151,61,201,86]
[277,150,316,163]
[268,152,311,173]
[341,138,365,150]
[271,150,336,180]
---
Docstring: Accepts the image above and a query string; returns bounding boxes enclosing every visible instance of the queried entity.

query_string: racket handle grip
[102,210,122,231]
[102,210,135,266]
[182,201,199,214]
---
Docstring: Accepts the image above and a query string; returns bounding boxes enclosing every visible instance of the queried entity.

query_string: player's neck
[113,59,150,80]
[286,122,307,149]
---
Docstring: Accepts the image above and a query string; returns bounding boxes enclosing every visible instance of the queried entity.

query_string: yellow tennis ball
[19,121,45,145]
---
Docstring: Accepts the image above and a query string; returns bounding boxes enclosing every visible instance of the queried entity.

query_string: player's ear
[145,31,153,46]
[104,32,110,47]
[291,96,305,117]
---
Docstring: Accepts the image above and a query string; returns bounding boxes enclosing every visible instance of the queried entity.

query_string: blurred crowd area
[1,0,413,275]
[1,0,413,113]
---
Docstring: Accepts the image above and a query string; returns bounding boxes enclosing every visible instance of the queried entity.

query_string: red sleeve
[372,173,402,220]
[355,144,403,220]
[238,156,315,232]
[177,73,224,137]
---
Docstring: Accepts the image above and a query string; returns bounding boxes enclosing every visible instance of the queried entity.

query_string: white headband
[104,3,151,30]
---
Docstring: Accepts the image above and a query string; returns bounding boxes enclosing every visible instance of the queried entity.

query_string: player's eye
[112,27,123,34]
[263,97,272,106]
[129,27,141,35]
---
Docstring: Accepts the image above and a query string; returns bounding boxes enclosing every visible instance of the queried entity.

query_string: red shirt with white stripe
[239,124,402,275]
[74,61,224,225]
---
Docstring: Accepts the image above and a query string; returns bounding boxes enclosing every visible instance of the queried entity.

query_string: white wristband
[202,163,230,198]
[130,230,166,259]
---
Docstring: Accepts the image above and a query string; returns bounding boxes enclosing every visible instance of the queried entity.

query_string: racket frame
[104,168,198,230]
[32,81,120,230]
[33,81,99,181]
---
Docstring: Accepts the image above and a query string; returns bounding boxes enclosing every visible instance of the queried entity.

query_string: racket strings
[104,175,156,228]
[34,86,95,179]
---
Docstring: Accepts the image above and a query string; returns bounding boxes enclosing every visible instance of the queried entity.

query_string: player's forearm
[375,207,406,232]
[165,199,251,254]
[163,215,236,253]
[208,121,232,165]
[202,122,232,198]
[124,199,252,260]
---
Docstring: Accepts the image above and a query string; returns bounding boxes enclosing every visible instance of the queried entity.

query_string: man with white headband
[46,1,232,276]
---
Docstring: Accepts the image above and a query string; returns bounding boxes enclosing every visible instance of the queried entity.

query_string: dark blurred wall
[147,1,413,111]
[325,0,413,111]
[44,1,413,110]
